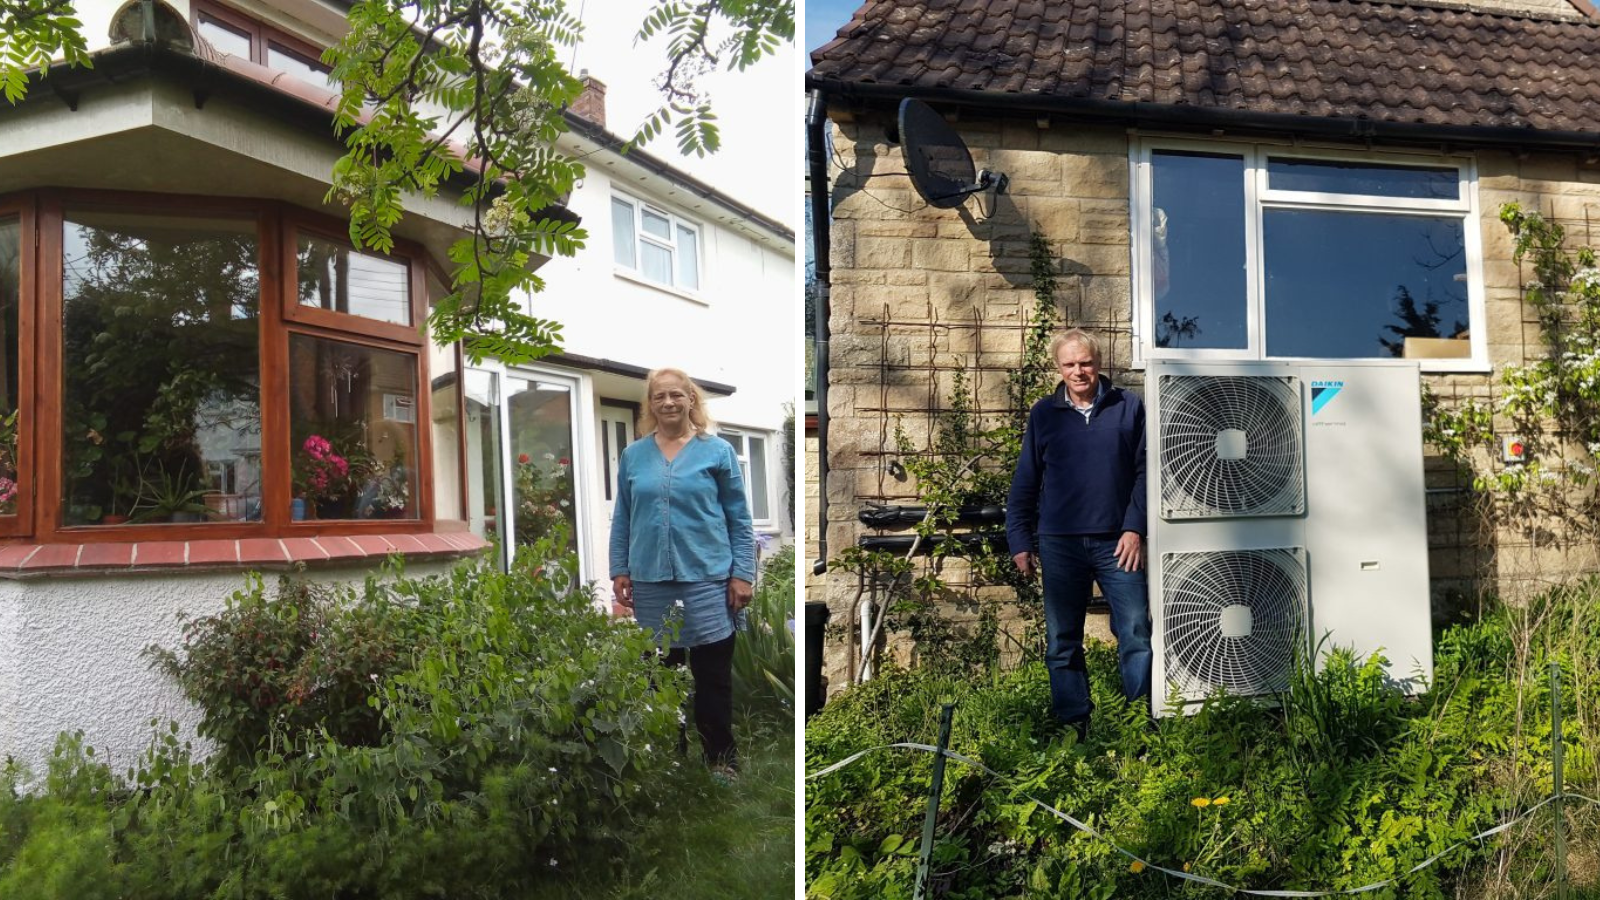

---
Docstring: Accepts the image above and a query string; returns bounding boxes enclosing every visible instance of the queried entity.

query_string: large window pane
[267,44,335,93]
[677,224,699,290]
[1151,151,1248,350]
[297,235,411,326]
[1268,159,1459,201]
[508,377,576,552]
[0,219,18,517]
[197,17,251,58]
[62,212,261,525]
[611,198,636,268]
[1264,210,1468,359]
[287,335,418,520]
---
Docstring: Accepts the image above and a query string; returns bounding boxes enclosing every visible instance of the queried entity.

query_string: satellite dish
[898,98,1008,210]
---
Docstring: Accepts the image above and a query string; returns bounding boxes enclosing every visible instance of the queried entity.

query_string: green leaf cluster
[1428,203,1600,528]
[733,544,798,719]
[0,0,91,104]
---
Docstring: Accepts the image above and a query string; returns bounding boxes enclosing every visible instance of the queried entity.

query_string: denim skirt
[632,579,736,649]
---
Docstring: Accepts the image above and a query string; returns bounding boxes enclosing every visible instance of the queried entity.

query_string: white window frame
[1130,137,1488,373]
[611,192,704,296]
[463,363,600,582]
[719,426,775,529]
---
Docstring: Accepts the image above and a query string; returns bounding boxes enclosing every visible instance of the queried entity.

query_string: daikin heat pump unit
[1146,360,1433,716]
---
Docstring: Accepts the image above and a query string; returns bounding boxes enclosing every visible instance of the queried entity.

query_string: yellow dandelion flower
[1190,797,1211,808]
[1212,796,1230,806]
[1183,862,1192,873]
[1130,860,1146,873]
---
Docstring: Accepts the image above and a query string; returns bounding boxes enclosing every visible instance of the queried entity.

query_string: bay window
[1133,142,1485,370]
[0,189,455,543]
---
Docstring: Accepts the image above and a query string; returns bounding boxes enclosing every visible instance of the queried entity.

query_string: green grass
[594,719,797,900]
[535,716,798,899]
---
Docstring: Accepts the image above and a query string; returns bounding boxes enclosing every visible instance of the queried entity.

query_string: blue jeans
[1038,533,1153,725]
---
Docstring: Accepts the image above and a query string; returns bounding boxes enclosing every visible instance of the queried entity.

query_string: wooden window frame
[192,0,332,76]
[282,324,433,530]
[282,211,427,346]
[18,188,447,544]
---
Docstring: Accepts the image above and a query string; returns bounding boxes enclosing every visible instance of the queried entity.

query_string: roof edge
[560,112,795,244]
[805,77,1600,154]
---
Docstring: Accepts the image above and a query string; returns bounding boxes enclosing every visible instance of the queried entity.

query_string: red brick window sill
[0,532,489,578]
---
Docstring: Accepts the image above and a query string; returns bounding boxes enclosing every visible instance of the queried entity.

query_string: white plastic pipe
[858,595,874,681]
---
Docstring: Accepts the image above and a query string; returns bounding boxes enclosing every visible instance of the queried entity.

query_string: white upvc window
[720,427,773,527]
[1130,139,1487,372]
[611,194,702,293]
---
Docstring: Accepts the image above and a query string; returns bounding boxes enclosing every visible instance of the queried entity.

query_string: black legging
[664,632,737,768]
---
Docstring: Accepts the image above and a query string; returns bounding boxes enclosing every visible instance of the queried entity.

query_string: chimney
[572,70,607,128]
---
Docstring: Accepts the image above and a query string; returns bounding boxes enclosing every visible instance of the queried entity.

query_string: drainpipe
[807,89,831,578]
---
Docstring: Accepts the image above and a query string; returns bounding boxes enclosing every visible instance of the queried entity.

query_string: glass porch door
[463,367,588,579]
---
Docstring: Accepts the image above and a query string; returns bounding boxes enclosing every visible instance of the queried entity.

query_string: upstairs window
[611,194,701,293]
[1133,142,1485,371]
[193,0,336,93]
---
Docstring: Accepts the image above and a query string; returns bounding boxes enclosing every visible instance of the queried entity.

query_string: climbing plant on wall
[832,229,1063,675]
[1429,203,1600,551]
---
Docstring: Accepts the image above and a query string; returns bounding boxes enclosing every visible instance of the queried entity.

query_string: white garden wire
[808,743,1595,897]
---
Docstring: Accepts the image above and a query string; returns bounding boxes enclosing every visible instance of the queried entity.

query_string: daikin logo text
[1310,380,1345,415]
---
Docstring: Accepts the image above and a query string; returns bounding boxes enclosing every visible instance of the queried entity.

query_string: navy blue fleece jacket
[1006,376,1148,555]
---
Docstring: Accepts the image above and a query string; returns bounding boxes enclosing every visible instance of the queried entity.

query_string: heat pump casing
[1146,360,1433,714]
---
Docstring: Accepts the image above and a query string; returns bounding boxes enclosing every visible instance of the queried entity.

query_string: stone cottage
[806,0,1600,697]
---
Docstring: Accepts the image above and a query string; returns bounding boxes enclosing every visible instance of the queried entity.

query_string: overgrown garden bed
[806,583,1600,900]
[0,536,796,899]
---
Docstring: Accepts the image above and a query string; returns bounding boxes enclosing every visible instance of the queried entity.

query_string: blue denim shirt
[609,433,757,584]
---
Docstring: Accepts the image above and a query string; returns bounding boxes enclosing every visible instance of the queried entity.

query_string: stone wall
[811,104,1600,698]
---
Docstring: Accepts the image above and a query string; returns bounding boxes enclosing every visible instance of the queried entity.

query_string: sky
[565,0,801,230]
[804,0,861,62]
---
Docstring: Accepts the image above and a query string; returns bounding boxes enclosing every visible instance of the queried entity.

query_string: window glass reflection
[287,335,418,520]
[1264,210,1468,359]
[61,212,261,526]
[0,219,19,517]
[463,369,502,543]
[1151,151,1248,350]
[1268,159,1459,201]
[297,235,411,326]
[508,377,576,553]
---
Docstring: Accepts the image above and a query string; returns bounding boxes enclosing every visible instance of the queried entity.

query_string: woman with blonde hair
[610,367,755,779]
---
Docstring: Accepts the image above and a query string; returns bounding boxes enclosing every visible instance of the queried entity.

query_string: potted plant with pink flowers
[294,433,355,519]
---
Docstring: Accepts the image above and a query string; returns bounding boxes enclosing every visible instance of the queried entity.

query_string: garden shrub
[0,531,698,898]
[806,585,1600,900]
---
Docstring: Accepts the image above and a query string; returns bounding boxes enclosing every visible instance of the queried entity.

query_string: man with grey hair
[1006,328,1152,740]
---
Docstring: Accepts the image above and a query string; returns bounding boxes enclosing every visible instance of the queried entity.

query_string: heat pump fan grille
[1160,375,1304,519]
[1162,548,1306,697]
